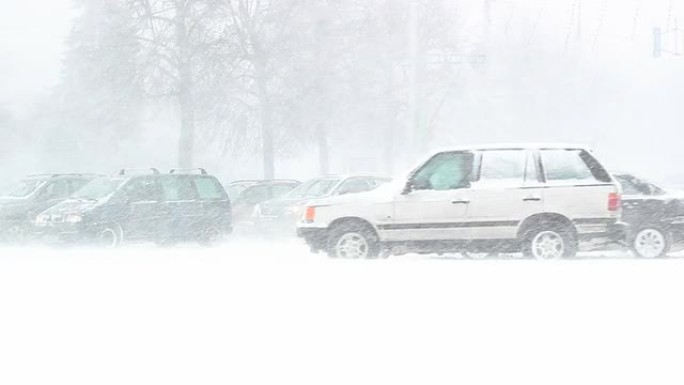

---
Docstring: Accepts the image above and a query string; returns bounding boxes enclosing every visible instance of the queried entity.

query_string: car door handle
[523,196,542,202]
[451,199,470,204]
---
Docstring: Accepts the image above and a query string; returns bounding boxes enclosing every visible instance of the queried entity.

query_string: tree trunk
[255,59,274,179]
[178,79,195,168]
[176,7,194,168]
[317,125,329,175]
[261,100,275,179]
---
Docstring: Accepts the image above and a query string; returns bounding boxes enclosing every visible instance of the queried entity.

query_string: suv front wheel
[522,223,577,260]
[327,222,380,259]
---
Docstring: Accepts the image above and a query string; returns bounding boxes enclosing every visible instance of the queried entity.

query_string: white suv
[297,144,626,259]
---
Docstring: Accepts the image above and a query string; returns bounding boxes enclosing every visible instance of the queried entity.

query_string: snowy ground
[1,238,684,385]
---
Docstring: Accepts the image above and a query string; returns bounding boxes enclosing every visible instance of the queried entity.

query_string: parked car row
[0,168,393,247]
[296,144,684,259]
[2,144,683,258]
[1,168,232,247]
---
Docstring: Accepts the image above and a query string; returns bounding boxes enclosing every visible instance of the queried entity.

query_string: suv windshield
[285,179,340,199]
[73,177,127,200]
[3,179,46,198]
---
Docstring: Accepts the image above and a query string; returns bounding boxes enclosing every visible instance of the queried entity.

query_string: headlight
[35,214,48,226]
[287,205,302,215]
[65,214,82,224]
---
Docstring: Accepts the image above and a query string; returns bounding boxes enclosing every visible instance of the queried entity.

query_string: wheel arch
[328,217,378,236]
[517,213,577,239]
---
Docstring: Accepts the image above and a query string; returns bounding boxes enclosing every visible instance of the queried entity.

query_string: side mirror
[402,180,415,195]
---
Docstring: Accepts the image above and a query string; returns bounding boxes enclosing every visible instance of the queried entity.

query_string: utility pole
[577,0,582,39]
[653,27,662,58]
[408,0,425,156]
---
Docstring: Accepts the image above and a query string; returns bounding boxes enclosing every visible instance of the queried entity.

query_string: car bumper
[578,221,628,248]
[297,227,329,252]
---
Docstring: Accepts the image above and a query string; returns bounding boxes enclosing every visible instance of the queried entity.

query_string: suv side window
[123,177,162,202]
[411,152,474,191]
[160,176,197,201]
[194,177,226,200]
[478,150,530,185]
[40,180,71,200]
[541,149,600,183]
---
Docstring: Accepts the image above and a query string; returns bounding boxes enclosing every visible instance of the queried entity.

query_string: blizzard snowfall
[1,241,684,385]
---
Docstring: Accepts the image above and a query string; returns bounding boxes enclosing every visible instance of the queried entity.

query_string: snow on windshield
[72,178,126,200]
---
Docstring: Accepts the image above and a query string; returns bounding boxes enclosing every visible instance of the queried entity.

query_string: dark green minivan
[35,169,232,247]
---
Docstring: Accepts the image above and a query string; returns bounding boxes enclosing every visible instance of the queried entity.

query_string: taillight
[608,192,620,211]
[304,206,316,222]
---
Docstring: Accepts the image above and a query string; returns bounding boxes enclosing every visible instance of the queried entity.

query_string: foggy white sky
[0,0,73,115]
[1,0,680,114]
[1,0,683,181]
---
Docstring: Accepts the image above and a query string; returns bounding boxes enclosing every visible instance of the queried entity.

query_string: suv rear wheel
[327,222,379,259]
[522,223,577,260]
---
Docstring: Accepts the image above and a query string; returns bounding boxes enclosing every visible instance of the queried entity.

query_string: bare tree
[126,0,229,167]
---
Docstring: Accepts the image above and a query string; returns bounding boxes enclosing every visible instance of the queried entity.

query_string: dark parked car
[0,173,99,243]
[254,175,391,235]
[614,173,684,258]
[224,180,261,201]
[230,180,300,228]
[35,168,232,247]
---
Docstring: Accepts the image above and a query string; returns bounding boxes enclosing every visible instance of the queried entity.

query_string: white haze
[2,1,684,384]
[1,0,683,183]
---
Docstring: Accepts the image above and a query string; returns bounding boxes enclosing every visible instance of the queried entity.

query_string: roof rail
[118,168,160,176]
[27,173,103,178]
[169,168,208,175]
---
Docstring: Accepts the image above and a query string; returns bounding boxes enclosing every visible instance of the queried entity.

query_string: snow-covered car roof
[431,142,591,153]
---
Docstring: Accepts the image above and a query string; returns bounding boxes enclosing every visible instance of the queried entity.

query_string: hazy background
[1,0,683,185]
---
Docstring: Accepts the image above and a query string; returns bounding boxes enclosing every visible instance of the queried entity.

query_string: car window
[412,152,474,191]
[286,179,340,198]
[194,177,226,200]
[270,184,296,199]
[160,176,197,201]
[73,178,126,200]
[540,150,596,183]
[478,150,529,184]
[240,184,271,204]
[336,178,372,195]
[69,179,91,194]
[40,180,71,200]
[616,175,642,195]
[123,177,162,202]
[617,175,666,196]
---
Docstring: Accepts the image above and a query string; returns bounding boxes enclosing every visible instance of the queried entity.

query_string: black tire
[198,226,222,247]
[631,226,670,258]
[96,224,123,248]
[326,222,380,259]
[522,221,577,260]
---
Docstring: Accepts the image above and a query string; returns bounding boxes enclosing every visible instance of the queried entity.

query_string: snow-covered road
[1,239,683,385]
